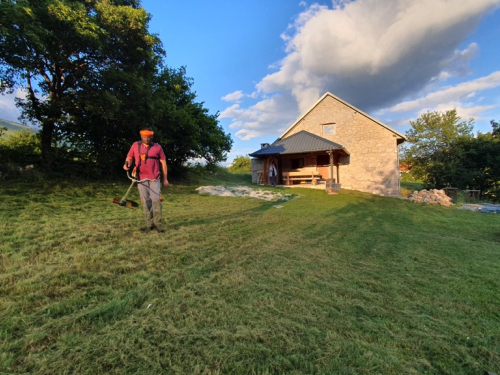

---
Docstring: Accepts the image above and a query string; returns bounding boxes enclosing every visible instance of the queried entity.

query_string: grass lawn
[400,181,425,198]
[1,171,499,374]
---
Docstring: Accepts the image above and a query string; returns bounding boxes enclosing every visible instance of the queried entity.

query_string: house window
[291,158,304,169]
[317,154,330,166]
[323,124,335,135]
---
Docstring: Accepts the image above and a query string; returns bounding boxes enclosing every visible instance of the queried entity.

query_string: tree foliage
[0,130,41,178]
[150,67,232,169]
[227,155,252,173]
[491,119,500,137]
[455,132,500,199]
[405,109,474,160]
[0,129,40,159]
[0,1,137,173]
[402,109,474,187]
[403,112,500,200]
[0,0,232,176]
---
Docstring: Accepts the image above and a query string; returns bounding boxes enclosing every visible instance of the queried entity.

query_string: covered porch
[250,131,349,188]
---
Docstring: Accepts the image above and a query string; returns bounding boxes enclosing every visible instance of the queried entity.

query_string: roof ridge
[279,92,405,140]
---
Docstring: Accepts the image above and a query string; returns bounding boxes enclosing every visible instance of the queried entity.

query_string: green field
[1,173,499,374]
[0,118,37,135]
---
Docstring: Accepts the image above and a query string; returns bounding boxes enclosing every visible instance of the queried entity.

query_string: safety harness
[134,141,159,180]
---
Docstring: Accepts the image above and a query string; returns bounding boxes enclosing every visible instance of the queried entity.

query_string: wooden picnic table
[282,171,322,185]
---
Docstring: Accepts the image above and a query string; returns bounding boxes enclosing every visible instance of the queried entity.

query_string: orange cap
[140,130,154,136]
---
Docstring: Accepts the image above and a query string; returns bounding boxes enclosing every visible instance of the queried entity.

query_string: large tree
[0,0,163,172]
[151,67,232,168]
[454,132,500,196]
[405,109,474,159]
[491,119,500,137]
[403,109,474,187]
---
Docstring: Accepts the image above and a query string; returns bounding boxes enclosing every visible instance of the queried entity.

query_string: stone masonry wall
[284,95,401,196]
[251,158,264,184]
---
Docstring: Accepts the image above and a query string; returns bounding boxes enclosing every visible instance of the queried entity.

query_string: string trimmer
[112,169,145,209]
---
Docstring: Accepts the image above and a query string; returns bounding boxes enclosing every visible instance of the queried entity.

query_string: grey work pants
[137,180,162,227]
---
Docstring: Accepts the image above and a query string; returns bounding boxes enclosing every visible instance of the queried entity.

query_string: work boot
[152,201,164,233]
[140,225,154,233]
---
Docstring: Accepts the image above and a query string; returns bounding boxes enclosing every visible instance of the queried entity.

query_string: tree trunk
[40,121,55,173]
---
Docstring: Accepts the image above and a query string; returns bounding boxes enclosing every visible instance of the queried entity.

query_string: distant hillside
[0,118,37,134]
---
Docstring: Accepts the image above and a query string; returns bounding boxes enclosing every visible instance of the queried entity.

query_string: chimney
[261,143,270,148]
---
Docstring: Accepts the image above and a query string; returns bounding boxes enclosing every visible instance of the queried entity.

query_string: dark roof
[249,130,349,157]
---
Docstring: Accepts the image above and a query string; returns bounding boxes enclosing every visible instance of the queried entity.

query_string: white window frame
[323,123,335,135]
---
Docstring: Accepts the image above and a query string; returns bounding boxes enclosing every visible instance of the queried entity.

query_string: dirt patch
[196,186,293,202]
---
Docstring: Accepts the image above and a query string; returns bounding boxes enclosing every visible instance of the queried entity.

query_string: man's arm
[123,157,133,171]
[124,144,135,171]
[160,159,169,187]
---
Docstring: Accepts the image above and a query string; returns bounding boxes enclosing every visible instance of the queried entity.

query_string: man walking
[124,128,169,232]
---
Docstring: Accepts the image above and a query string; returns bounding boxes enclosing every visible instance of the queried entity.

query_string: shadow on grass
[169,195,295,230]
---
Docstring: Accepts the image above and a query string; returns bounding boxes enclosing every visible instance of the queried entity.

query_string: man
[124,128,169,232]
[269,161,277,187]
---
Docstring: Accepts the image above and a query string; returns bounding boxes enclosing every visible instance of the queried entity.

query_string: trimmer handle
[126,170,153,183]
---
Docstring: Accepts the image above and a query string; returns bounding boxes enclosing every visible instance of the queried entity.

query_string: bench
[283,172,322,185]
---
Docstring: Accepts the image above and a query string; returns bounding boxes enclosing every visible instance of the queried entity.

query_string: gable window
[323,123,335,135]
[291,158,304,169]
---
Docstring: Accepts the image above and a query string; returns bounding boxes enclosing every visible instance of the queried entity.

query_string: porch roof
[249,130,349,157]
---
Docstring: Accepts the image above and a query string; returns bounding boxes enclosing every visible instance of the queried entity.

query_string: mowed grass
[1,174,499,374]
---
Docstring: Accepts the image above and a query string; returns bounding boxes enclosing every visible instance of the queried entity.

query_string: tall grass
[1,172,499,374]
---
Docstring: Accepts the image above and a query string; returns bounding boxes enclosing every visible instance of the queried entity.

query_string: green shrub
[0,130,42,180]
[227,155,252,173]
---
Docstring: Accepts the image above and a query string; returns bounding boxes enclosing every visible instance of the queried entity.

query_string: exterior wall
[283,95,401,196]
[251,158,264,184]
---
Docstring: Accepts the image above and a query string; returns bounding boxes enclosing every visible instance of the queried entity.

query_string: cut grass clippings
[1,175,499,374]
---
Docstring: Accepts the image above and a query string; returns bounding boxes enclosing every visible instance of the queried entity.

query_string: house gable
[280,92,406,145]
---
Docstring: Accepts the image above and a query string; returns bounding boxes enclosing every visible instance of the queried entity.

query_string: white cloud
[221,90,245,102]
[222,0,500,141]
[384,102,498,134]
[234,128,264,141]
[0,88,27,122]
[386,71,500,113]
[436,103,497,122]
[220,94,299,139]
[269,0,500,111]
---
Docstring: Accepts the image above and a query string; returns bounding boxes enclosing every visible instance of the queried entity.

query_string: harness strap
[136,141,159,179]
[136,141,141,179]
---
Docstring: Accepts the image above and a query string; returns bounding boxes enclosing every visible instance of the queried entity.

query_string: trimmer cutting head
[112,198,139,209]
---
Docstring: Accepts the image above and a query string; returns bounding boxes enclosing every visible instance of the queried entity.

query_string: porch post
[327,150,334,181]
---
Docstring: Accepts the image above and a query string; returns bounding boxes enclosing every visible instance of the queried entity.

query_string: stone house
[249,92,406,196]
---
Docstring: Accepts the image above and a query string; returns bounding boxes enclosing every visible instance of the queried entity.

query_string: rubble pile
[407,189,454,206]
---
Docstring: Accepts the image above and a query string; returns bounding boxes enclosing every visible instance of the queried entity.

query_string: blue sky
[1,0,500,165]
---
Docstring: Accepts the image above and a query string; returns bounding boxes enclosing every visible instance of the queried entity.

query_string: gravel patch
[457,203,500,213]
[196,186,293,202]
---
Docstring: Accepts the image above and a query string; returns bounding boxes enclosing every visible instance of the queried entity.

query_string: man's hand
[123,162,129,171]
[163,178,169,188]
